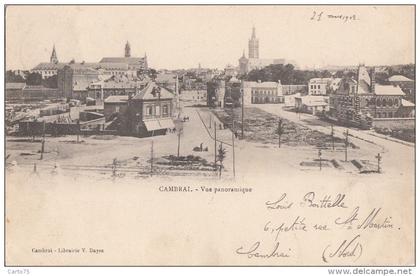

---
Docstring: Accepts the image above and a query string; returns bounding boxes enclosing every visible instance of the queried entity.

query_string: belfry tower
[125,41,131,57]
[248,26,259,59]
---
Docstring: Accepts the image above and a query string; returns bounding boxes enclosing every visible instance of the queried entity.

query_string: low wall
[18,121,80,136]
[372,118,415,130]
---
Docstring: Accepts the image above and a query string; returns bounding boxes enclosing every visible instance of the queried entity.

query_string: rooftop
[132,82,175,101]
[243,81,280,88]
[374,84,406,96]
[388,75,413,82]
[100,57,147,65]
[401,99,415,107]
[104,95,129,104]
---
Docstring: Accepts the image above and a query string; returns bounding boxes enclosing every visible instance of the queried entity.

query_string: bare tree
[217,143,227,178]
[277,119,285,148]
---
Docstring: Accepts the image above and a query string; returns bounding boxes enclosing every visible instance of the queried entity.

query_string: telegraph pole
[177,130,181,158]
[331,124,335,151]
[344,129,349,162]
[40,121,46,160]
[278,119,284,148]
[77,119,80,143]
[232,131,236,179]
[318,149,322,171]
[214,121,217,169]
[375,153,382,173]
[241,87,244,139]
[150,140,154,177]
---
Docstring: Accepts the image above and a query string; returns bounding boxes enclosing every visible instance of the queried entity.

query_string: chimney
[370,67,375,94]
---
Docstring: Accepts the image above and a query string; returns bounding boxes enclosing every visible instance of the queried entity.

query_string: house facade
[104,82,175,137]
[329,65,415,129]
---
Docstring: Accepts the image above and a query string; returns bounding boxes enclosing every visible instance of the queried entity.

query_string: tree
[277,119,285,148]
[26,72,42,85]
[175,119,184,157]
[216,143,227,178]
[42,74,58,88]
[245,64,333,85]
[6,70,25,83]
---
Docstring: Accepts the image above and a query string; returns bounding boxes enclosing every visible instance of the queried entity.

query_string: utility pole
[318,149,322,171]
[375,153,382,173]
[232,131,236,179]
[177,132,181,158]
[241,88,244,139]
[214,121,217,169]
[331,124,335,151]
[150,140,154,177]
[344,129,349,162]
[77,119,80,143]
[40,121,46,160]
[209,115,212,129]
[112,158,117,177]
[278,119,284,148]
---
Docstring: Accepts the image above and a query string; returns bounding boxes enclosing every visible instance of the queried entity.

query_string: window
[162,105,169,116]
[146,105,153,116]
[318,85,321,89]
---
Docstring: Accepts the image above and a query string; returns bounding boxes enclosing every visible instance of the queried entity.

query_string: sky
[5,5,415,70]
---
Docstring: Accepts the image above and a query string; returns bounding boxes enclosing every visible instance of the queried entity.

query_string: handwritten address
[235,192,395,263]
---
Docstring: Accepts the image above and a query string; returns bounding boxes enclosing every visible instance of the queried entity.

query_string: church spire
[125,41,131,57]
[248,26,259,59]
[50,44,58,64]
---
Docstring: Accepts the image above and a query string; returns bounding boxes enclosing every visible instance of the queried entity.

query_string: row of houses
[207,77,307,107]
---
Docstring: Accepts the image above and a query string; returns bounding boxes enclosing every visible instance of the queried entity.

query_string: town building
[308,78,333,95]
[238,27,297,75]
[57,64,101,101]
[207,79,226,108]
[100,41,148,72]
[104,82,175,137]
[31,45,65,78]
[33,42,147,79]
[87,77,149,104]
[388,75,415,103]
[179,90,207,103]
[281,84,307,96]
[224,64,237,77]
[295,95,329,115]
[103,95,129,121]
[329,65,415,129]
[155,73,178,92]
[224,77,242,107]
[242,80,283,105]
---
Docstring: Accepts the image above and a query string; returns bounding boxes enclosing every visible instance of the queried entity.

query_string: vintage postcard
[4,5,415,266]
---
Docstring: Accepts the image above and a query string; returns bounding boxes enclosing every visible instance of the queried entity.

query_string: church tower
[248,26,259,59]
[125,41,131,57]
[50,44,58,64]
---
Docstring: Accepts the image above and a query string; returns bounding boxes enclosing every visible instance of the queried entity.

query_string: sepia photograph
[4,4,416,268]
